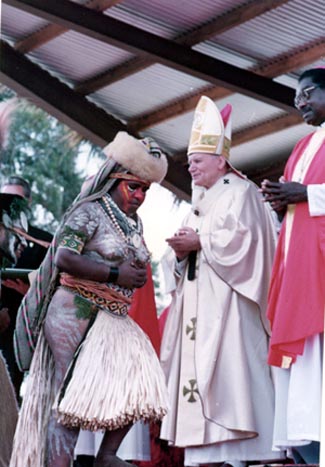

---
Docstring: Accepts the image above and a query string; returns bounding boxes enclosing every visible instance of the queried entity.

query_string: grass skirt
[55,310,168,431]
[9,333,56,467]
[10,309,168,467]
[0,353,18,467]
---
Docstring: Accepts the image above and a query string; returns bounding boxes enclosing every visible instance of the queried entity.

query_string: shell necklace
[99,194,142,249]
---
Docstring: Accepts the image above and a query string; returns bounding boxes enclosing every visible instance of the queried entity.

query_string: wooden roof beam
[0,39,122,146]
[76,57,150,95]
[14,0,122,53]
[15,24,66,53]
[179,0,291,47]
[0,40,192,198]
[76,0,291,93]
[4,0,296,111]
[255,38,325,76]
[232,113,302,146]
[128,87,231,134]
[128,38,324,133]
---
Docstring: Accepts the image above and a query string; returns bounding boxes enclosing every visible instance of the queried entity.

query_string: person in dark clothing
[0,191,29,467]
[0,175,53,398]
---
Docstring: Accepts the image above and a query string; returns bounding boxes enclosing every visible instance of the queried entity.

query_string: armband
[107,266,119,283]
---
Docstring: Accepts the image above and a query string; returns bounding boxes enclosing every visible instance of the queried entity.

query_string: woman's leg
[44,290,91,467]
[46,417,79,467]
[94,424,134,467]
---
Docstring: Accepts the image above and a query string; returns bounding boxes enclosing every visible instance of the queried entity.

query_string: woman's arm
[55,248,147,289]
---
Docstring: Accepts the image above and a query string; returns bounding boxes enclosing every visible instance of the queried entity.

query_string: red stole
[268,132,325,367]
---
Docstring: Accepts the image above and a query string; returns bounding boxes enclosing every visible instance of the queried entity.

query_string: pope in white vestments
[160,96,285,467]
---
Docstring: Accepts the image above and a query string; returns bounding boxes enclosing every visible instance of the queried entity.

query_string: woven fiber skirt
[54,309,169,431]
[0,353,18,467]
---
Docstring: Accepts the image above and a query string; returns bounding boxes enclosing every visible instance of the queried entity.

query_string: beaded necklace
[99,194,142,248]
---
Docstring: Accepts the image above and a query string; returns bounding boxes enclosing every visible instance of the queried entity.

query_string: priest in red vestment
[260,67,325,465]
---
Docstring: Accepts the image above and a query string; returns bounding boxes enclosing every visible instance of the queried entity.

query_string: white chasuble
[161,173,284,463]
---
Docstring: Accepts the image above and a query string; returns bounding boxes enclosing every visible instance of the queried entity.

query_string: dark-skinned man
[260,67,325,465]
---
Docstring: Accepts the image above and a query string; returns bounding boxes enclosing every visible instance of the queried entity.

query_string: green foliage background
[0,89,104,232]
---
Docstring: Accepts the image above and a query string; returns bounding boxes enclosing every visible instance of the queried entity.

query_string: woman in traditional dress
[10,132,169,467]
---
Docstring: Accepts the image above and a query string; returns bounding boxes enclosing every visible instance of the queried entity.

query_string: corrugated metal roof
[92,64,210,119]
[29,31,134,83]
[213,0,324,61]
[1,4,48,39]
[1,0,324,197]
[231,123,311,168]
[141,111,195,154]
[218,94,286,130]
[193,42,257,69]
[138,93,287,154]
[107,0,240,33]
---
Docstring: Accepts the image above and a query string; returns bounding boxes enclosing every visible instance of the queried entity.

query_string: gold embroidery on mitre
[221,137,231,159]
[196,96,208,114]
[201,134,218,145]
[188,129,201,152]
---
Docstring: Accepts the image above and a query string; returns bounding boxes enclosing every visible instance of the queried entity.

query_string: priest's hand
[260,178,307,211]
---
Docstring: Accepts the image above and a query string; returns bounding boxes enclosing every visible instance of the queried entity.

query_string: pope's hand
[166,227,201,260]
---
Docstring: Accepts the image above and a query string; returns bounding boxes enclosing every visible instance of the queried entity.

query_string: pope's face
[110,180,150,216]
[188,153,227,189]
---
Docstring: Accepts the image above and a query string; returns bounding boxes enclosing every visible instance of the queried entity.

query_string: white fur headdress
[103,132,168,184]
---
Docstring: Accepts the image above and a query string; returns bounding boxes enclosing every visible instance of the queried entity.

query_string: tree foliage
[0,90,103,231]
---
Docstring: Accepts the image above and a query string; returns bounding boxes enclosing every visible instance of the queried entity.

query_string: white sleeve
[307,184,325,216]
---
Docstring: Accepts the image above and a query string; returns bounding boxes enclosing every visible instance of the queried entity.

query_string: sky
[137,183,190,309]
[138,183,190,261]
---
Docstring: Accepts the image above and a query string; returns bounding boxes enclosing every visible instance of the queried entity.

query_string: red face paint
[111,180,149,216]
